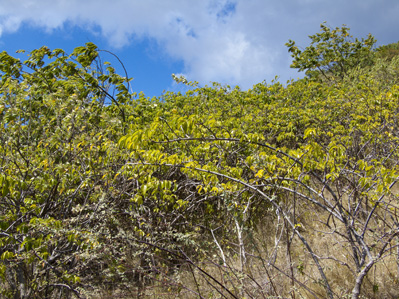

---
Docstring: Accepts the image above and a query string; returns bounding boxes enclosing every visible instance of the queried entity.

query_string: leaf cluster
[286,22,376,81]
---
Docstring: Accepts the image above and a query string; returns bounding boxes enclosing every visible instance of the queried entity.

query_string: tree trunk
[352,260,374,299]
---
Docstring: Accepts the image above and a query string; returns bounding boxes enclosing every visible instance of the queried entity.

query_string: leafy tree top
[286,22,376,81]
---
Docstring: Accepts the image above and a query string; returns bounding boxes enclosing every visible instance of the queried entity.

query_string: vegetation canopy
[1,24,399,299]
[286,22,376,81]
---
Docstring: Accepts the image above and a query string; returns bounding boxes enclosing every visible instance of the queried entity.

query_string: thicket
[1,24,399,299]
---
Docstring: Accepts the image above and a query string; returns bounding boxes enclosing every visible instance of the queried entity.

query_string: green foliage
[286,22,376,81]
[1,24,399,298]
[120,71,399,297]
[0,43,136,298]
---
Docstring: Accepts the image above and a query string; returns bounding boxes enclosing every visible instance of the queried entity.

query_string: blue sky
[1,0,399,98]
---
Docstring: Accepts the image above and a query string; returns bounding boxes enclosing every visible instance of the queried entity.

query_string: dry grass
[86,189,399,299]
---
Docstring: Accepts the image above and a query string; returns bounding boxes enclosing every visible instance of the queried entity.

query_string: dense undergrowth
[1,24,399,298]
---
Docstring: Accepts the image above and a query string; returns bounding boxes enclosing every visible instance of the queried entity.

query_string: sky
[0,0,398,98]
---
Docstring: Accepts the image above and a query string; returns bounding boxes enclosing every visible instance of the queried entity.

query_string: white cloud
[0,0,399,88]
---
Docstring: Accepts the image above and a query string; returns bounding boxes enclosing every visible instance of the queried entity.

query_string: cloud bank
[1,0,398,88]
